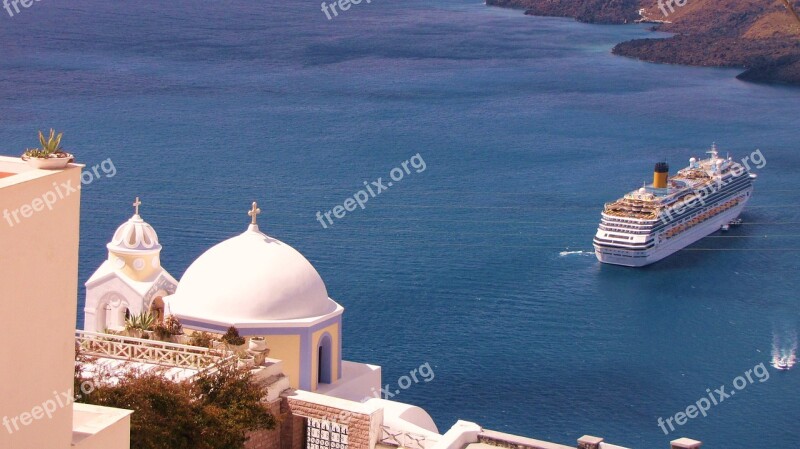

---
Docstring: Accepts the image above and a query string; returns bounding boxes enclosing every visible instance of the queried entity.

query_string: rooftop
[0,155,82,189]
[72,403,133,447]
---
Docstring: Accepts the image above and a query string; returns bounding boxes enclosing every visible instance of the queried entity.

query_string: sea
[1,1,798,448]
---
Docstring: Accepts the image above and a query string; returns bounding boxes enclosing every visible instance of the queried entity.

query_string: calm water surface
[1,1,798,447]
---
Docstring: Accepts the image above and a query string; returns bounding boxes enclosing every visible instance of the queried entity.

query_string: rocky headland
[487,0,800,85]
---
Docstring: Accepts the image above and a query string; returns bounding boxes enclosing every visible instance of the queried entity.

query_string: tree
[191,364,277,448]
[75,351,276,449]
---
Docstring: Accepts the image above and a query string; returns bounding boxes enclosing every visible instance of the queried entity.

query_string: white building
[1,155,130,449]
[165,202,344,391]
[83,198,178,333]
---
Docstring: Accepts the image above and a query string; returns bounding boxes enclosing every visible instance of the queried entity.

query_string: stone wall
[246,399,284,449]
[478,429,574,449]
[281,398,305,449]
[285,397,375,449]
[245,390,383,449]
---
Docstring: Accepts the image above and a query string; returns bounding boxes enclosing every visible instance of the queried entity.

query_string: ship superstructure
[594,144,756,267]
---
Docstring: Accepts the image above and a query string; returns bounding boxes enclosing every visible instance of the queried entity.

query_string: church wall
[84,276,142,332]
[0,161,82,449]
[175,309,342,392]
[264,334,303,390]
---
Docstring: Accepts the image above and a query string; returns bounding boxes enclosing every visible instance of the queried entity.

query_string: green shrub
[221,326,245,346]
[189,331,213,348]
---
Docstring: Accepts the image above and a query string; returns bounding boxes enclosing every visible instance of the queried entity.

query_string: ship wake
[771,330,797,371]
[559,250,595,257]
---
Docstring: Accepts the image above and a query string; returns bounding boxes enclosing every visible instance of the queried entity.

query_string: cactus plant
[22,128,74,169]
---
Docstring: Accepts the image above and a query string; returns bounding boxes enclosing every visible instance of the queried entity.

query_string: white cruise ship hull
[594,147,756,267]
[594,198,748,267]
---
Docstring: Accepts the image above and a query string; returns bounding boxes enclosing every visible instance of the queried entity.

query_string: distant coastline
[486,0,800,86]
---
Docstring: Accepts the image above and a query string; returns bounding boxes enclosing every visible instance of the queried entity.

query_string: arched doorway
[96,293,128,331]
[317,334,333,385]
[114,303,129,329]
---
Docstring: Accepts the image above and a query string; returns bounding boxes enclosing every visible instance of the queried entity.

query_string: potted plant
[189,331,213,348]
[124,315,142,339]
[141,312,156,338]
[237,353,256,368]
[163,315,184,343]
[21,129,74,169]
[222,326,246,353]
[154,322,171,341]
[248,336,267,352]
[124,312,156,338]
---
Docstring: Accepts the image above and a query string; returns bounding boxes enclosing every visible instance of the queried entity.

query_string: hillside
[486,0,640,24]
[486,0,800,85]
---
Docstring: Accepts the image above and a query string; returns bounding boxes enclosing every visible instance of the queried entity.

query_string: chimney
[653,161,669,189]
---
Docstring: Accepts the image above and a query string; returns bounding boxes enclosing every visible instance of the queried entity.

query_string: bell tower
[83,198,178,332]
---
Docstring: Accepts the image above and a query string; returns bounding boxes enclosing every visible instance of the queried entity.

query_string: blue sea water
[1,1,799,447]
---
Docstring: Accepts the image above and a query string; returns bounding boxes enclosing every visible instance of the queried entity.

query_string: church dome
[107,198,161,255]
[168,220,337,323]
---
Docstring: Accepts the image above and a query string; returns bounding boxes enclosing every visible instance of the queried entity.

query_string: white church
[85,199,351,392]
[84,198,178,334]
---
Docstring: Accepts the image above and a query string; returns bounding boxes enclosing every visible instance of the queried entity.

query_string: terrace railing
[75,330,235,371]
[380,425,435,449]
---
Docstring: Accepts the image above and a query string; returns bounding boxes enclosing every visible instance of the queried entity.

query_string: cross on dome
[248,201,261,225]
[133,197,142,216]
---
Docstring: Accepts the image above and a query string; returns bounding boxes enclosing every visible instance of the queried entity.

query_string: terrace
[75,330,237,381]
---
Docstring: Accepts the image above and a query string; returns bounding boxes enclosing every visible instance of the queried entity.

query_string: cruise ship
[593,144,756,267]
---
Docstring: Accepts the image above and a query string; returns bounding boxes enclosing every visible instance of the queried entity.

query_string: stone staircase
[252,358,292,401]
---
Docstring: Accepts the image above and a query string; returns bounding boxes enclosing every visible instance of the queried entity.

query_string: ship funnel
[653,162,669,189]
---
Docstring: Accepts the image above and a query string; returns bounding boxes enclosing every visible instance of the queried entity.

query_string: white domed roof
[169,223,337,323]
[107,213,161,254]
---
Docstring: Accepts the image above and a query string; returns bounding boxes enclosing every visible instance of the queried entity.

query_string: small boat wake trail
[771,330,797,371]
[559,250,595,257]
